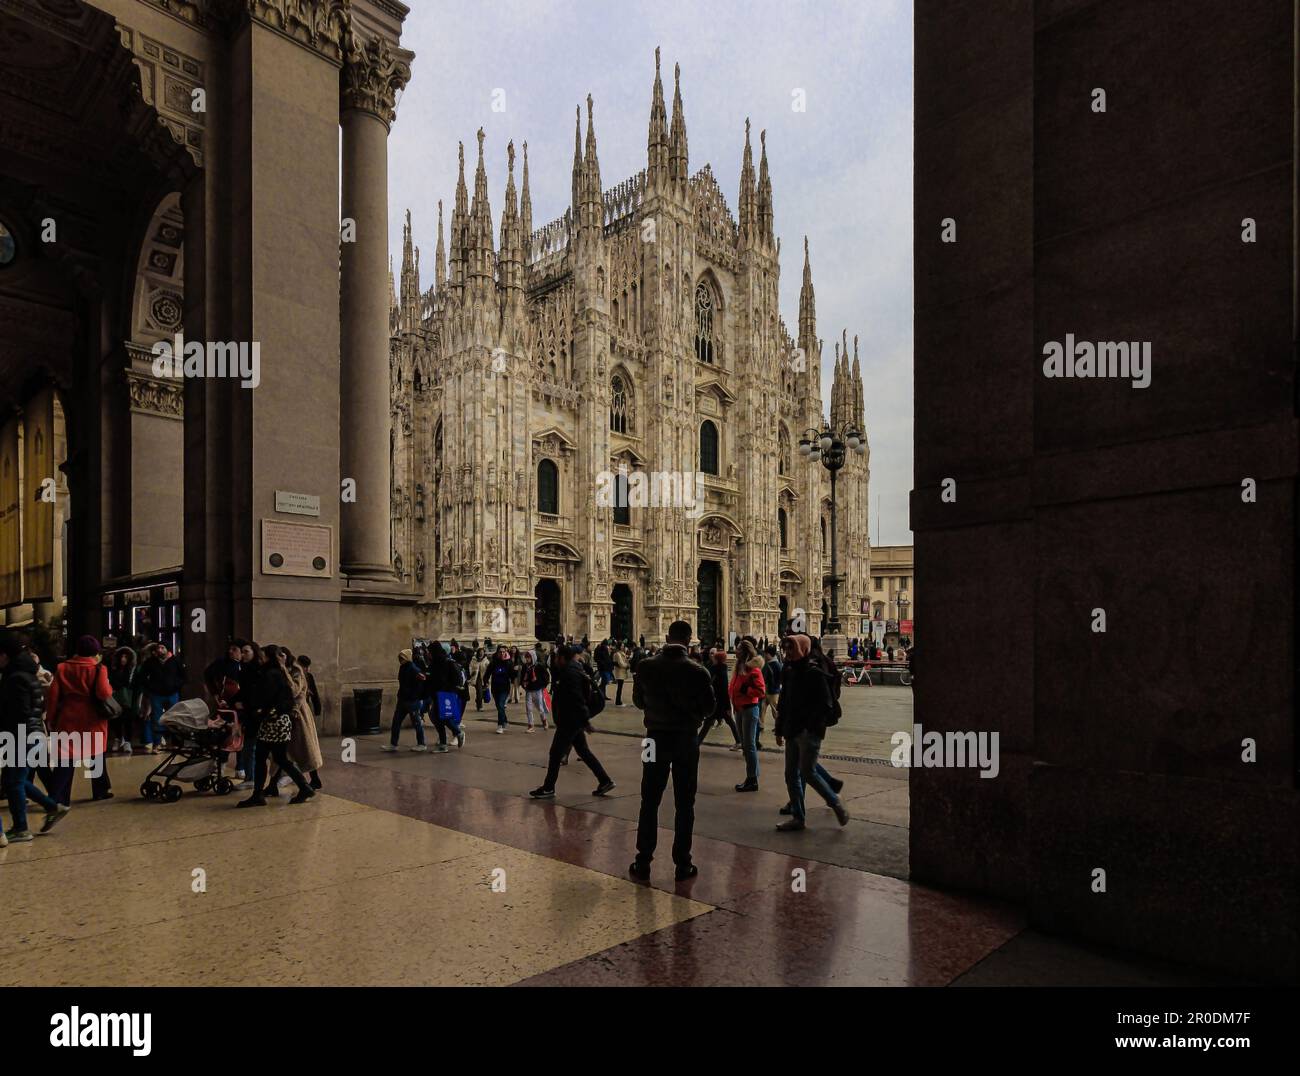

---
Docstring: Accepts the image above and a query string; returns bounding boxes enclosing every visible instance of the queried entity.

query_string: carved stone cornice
[340,26,412,126]
[136,0,224,31]
[126,370,185,420]
[246,0,351,65]
[115,22,206,168]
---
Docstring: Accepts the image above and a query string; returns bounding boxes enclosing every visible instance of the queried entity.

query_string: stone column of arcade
[339,36,408,582]
[334,33,415,737]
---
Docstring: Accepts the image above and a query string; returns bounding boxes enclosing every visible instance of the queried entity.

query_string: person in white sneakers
[520,650,550,732]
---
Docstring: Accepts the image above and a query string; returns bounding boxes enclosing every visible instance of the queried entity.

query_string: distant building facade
[389,53,870,644]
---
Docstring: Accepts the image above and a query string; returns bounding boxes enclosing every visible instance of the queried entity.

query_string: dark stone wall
[912,0,1298,981]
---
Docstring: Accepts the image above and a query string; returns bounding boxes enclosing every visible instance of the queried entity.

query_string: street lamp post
[799,422,867,650]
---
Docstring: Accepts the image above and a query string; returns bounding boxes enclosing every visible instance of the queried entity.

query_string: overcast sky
[387,0,913,545]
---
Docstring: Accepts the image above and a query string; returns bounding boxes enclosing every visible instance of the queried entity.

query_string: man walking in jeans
[629,620,715,881]
[528,645,615,799]
[774,633,850,831]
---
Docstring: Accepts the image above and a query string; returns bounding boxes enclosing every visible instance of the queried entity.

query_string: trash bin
[352,687,383,735]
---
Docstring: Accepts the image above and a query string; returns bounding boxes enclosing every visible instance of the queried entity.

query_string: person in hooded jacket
[773,633,850,832]
[45,635,116,805]
[426,643,467,752]
[0,633,70,843]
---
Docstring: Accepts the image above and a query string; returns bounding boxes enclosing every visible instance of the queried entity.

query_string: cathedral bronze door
[778,596,789,635]
[534,579,561,641]
[696,560,721,645]
[611,583,633,642]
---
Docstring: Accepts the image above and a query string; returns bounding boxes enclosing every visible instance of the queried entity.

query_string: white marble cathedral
[389,52,870,645]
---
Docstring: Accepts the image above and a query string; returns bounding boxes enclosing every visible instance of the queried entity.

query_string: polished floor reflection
[0,730,1226,986]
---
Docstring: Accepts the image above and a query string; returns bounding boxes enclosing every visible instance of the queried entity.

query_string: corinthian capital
[341,27,413,126]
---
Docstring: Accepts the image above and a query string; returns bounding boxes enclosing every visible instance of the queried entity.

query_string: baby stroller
[140,698,241,802]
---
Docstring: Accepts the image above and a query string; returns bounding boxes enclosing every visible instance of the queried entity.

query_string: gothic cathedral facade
[389,52,870,645]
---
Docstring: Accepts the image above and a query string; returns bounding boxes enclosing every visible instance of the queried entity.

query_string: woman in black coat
[697,647,740,748]
[236,645,314,808]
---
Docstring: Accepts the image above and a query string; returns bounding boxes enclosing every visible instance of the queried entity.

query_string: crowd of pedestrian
[3,615,868,886]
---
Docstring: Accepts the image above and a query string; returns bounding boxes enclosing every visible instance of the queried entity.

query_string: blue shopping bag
[436,691,463,728]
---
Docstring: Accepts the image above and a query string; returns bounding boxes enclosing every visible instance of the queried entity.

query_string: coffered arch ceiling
[0,0,197,414]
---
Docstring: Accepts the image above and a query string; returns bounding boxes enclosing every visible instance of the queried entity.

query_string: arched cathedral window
[538,458,559,515]
[694,282,715,364]
[610,373,629,434]
[778,425,790,476]
[779,507,788,549]
[699,420,719,476]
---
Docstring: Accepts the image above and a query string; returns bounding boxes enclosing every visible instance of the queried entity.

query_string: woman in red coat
[46,635,115,804]
[729,640,768,793]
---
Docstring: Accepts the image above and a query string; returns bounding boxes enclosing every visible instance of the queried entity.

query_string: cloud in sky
[387,0,913,545]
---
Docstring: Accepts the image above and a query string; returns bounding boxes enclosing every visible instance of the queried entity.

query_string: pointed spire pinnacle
[798,235,816,348]
[580,95,602,231]
[520,140,533,251]
[434,199,446,290]
[739,118,756,243]
[572,104,583,215]
[669,60,688,183]
[648,46,669,186]
[757,128,774,246]
[469,127,494,282]
[450,143,468,292]
[499,140,523,297]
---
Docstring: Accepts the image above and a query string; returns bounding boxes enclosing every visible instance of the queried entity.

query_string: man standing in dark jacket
[774,633,850,831]
[629,620,715,880]
[0,634,71,842]
[528,645,614,799]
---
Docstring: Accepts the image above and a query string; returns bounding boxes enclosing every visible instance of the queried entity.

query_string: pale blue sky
[387,0,913,544]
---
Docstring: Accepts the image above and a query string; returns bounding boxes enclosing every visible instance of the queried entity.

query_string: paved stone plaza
[0,705,1238,987]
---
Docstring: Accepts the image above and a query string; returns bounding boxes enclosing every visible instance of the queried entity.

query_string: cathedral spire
[520,141,533,257]
[738,118,756,244]
[469,127,494,285]
[669,61,688,185]
[647,47,670,189]
[400,208,418,331]
[434,198,445,291]
[499,140,523,298]
[451,141,468,292]
[852,334,864,429]
[798,235,816,349]
[582,94,603,231]
[571,104,583,219]
[757,129,774,246]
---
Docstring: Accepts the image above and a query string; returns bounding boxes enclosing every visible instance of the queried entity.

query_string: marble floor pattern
[0,731,1227,986]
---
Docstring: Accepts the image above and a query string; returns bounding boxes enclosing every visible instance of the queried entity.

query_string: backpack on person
[584,664,606,719]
